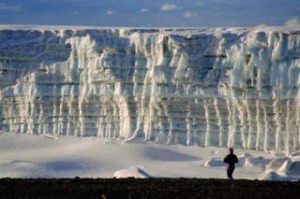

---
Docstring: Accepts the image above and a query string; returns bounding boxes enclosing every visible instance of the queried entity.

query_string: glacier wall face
[1,26,300,152]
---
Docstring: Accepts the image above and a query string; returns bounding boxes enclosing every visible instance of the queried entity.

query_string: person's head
[229,148,234,154]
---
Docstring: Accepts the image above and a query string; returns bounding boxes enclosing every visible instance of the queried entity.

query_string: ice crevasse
[0,25,300,153]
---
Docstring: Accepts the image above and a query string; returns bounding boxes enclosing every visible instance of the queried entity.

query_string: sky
[0,0,299,27]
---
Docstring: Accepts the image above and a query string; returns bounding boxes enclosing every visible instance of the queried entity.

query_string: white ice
[0,131,299,181]
[1,25,300,181]
[1,25,300,154]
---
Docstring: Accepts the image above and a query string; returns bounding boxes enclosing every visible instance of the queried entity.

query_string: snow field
[0,131,299,181]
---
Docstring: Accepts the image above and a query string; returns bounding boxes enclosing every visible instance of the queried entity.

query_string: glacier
[0,25,300,153]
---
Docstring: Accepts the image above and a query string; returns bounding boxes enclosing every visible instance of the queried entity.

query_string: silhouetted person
[223,148,238,180]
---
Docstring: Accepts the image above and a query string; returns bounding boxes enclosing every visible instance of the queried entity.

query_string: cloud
[184,11,193,18]
[140,8,149,13]
[195,1,203,6]
[106,10,115,15]
[160,3,178,11]
[285,18,300,27]
[0,2,23,11]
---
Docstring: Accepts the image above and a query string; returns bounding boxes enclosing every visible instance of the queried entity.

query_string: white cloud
[0,2,23,11]
[195,1,203,6]
[160,3,178,11]
[184,11,193,18]
[140,8,149,12]
[106,10,115,15]
[285,18,300,27]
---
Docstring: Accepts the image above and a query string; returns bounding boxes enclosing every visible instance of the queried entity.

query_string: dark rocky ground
[0,178,299,199]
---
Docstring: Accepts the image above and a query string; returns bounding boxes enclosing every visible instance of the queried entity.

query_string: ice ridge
[0,26,300,153]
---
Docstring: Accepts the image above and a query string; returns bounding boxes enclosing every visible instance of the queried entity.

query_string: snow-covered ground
[0,131,299,181]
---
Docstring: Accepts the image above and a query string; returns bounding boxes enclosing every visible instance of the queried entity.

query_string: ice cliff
[0,25,300,152]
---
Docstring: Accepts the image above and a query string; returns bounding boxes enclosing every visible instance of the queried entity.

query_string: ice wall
[0,26,300,153]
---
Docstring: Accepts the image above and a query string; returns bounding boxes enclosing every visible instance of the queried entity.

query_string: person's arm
[224,155,228,163]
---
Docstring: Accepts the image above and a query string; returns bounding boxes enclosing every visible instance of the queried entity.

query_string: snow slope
[0,131,299,181]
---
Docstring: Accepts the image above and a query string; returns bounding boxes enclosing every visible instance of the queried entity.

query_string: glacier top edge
[0,24,299,35]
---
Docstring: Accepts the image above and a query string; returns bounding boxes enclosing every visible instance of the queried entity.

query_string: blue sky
[0,0,299,27]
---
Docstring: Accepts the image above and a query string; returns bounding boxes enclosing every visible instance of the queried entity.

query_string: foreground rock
[0,178,299,198]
